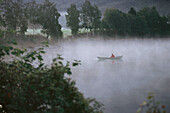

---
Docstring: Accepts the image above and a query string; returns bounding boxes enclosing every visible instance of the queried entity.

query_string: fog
[42,38,170,113]
[59,12,67,28]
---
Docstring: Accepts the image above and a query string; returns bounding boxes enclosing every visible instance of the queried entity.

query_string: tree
[66,4,79,36]
[25,0,39,36]
[0,0,16,37]
[159,16,169,35]
[0,0,3,38]
[168,14,170,34]
[138,7,160,36]
[91,5,101,34]
[80,0,94,30]
[38,0,62,38]
[128,7,137,16]
[102,8,126,35]
[0,0,2,27]
[129,15,148,36]
[12,0,28,34]
[0,0,28,36]
[25,0,38,24]
[80,0,101,36]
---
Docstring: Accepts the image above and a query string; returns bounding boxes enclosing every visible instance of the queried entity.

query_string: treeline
[0,0,101,38]
[0,0,62,38]
[0,0,170,38]
[67,1,170,37]
[102,7,170,37]
[66,0,101,36]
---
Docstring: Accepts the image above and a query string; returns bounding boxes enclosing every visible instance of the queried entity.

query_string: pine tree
[66,4,79,36]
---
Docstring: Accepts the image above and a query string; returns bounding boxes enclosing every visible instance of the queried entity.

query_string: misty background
[40,38,170,113]
[1,0,170,112]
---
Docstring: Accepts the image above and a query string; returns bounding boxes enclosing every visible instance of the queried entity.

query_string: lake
[43,38,170,113]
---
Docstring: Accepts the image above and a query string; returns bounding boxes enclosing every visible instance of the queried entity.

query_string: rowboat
[97,56,123,60]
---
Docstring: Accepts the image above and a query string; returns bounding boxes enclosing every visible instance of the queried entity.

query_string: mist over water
[43,38,170,113]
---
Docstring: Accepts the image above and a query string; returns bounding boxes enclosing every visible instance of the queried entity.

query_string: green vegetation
[137,93,167,113]
[0,0,170,38]
[65,1,169,37]
[0,0,28,38]
[37,0,62,38]
[0,41,104,113]
[0,0,62,39]
[0,0,169,112]
[65,0,101,36]
[80,0,101,36]
[102,8,129,36]
[66,4,79,36]
[102,7,170,37]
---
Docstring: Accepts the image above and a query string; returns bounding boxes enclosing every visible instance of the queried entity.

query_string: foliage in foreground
[0,41,103,113]
[137,93,167,113]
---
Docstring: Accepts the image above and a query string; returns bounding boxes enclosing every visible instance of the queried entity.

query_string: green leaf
[53,58,57,62]
[32,57,36,60]
[136,108,142,113]
[142,101,147,105]
[37,55,43,61]
[72,62,79,66]
[39,63,44,68]
[40,51,45,54]
[67,70,72,75]
[147,95,153,100]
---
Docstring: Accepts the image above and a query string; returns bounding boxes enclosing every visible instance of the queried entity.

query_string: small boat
[97,56,123,60]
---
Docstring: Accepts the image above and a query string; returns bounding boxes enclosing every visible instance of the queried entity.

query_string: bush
[137,93,167,113]
[0,41,103,113]
[0,30,4,38]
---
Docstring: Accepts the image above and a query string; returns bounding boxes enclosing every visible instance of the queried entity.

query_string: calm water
[43,38,170,113]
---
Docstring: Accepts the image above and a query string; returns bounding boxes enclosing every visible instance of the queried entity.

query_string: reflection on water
[43,38,170,113]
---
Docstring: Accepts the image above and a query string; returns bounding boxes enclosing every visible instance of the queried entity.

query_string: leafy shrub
[137,93,167,113]
[0,41,103,113]
[0,30,4,38]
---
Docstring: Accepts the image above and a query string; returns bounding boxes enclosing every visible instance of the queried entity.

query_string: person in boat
[110,53,115,58]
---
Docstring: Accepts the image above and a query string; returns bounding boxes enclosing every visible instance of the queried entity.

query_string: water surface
[43,38,170,113]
